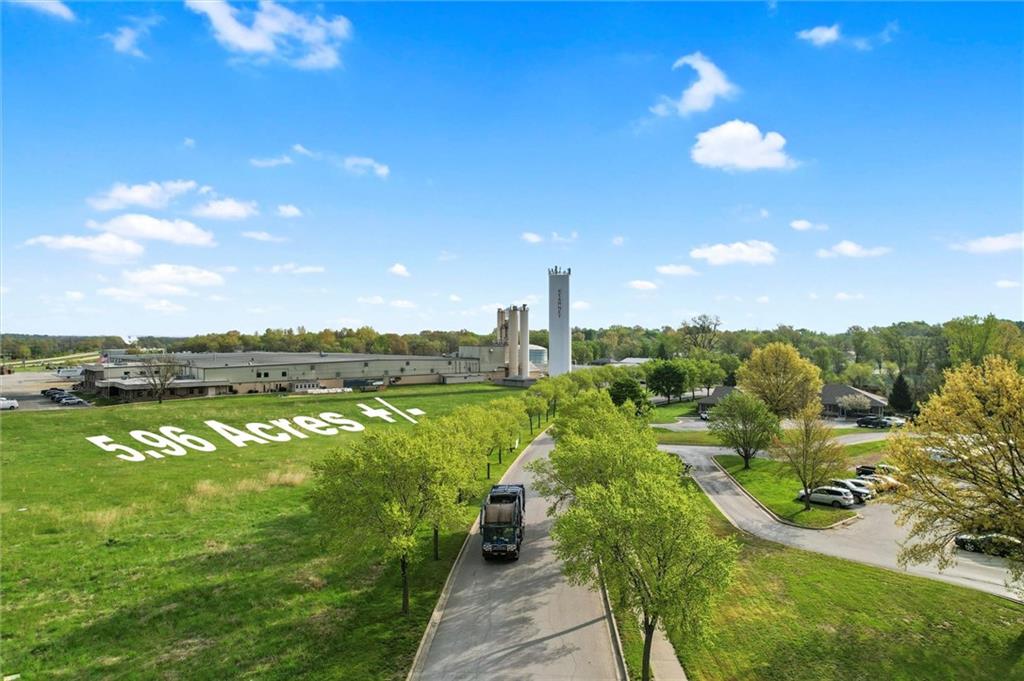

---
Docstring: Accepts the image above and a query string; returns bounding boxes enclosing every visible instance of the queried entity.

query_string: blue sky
[3,1,1022,337]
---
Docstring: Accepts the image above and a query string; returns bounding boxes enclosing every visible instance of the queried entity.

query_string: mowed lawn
[673,481,1024,681]
[653,426,865,446]
[648,400,699,424]
[0,384,535,680]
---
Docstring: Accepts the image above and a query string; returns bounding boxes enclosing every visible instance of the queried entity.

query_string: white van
[0,397,20,410]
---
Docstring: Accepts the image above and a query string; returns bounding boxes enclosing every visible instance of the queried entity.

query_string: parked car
[58,397,88,406]
[699,410,710,421]
[875,463,901,476]
[954,533,1021,557]
[856,464,876,476]
[43,388,66,397]
[0,397,19,410]
[54,394,80,404]
[49,391,71,401]
[830,478,875,502]
[796,486,857,508]
[856,416,888,428]
[882,416,907,427]
[861,473,901,491]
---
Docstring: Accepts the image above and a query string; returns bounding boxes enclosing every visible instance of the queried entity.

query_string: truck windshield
[483,526,517,542]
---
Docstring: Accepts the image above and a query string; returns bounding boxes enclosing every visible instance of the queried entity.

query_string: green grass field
[648,400,699,424]
[0,384,536,679]
[672,480,1024,681]
[653,426,865,447]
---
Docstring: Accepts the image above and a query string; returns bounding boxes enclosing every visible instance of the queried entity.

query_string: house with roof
[697,383,887,417]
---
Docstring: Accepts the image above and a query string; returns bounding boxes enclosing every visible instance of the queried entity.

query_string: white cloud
[611,236,625,246]
[835,292,865,301]
[551,231,579,243]
[26,233,144,262]
[185,0,352,70]
[691,120,796,172]
[242,231,287,243]
[951,232,1023,254]
[9,1,74,21]
[797,24,841,47]
[183,137,196,148]
[690,240,778,265]
[650,52,738,117]
[995,280,1021,289]
[269,263,324,274]
[790,218,828,231]
[104,16,161,58]
[88,179,197,210]
[628,280,658,290]
[755,295,770,304]
[250,155,293,168]
[123,264,225,293]
[655,264,699,276]
[572,300,592,310]
[816,240,891,258]
[357,295,385,304]
[389,299,416,309]
[144,299,187,314]
[343,156,389,178]
[192,197,258,220]
[86,213,215,247]
[448,293,462,302]
[64,291,85,301]
[276,204,302,218]
[388,263,410,277]
[521,232,544,244]
[292,143,317,157]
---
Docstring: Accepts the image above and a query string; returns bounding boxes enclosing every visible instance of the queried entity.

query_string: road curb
[599,567,631,681]
[405,426,552,681]
[709,457,862,531]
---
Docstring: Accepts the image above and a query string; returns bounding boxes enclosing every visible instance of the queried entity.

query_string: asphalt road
[665,443,1019,601]
[413,432,621,681]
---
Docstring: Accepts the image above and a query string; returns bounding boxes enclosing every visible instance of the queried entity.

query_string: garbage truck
[480,484,526,560]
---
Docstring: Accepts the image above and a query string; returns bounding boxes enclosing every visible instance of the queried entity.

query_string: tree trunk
[743,451,752,469]
[803,489,812,511]
[400,554,410,614]
[641,617,657,681]
[433,527,439,560]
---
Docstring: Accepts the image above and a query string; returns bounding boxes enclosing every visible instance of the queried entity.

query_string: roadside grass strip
[0,384,537,679]
[674,481,1024,681]
[648,400,699,424]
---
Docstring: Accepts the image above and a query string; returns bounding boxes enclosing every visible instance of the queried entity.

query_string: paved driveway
[413,433,621,681]
[664,443,1019,602]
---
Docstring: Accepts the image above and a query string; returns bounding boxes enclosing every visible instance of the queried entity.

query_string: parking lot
[0,371,79,411]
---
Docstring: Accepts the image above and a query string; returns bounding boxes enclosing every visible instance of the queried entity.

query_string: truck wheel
[512,550,520,561]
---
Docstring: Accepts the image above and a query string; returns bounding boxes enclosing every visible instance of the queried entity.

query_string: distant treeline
[5,314,1021,403]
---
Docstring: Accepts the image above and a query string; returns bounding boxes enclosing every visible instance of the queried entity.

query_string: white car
[796,486,856,508]
[0,397,19,410]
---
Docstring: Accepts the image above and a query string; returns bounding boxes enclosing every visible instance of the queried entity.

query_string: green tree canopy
[737,342,824,417]
[708,392,781,469]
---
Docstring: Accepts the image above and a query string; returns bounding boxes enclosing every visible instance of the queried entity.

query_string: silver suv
[796,486,856,508]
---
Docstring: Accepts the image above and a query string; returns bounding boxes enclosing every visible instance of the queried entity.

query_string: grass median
[1,383,537,679]
[674,479,1024,681]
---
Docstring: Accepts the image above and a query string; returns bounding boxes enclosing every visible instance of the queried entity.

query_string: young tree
[836,393,871,415]
[888,373,913,413]
[139,355,182,404]
[311,429,454,613]
[523,394,547,432]
[695,359,726,394]
[551,474,738,681]
[887,356,1024,590]
[708,392,781,469]
[736,342,823,417]
[645,360,685,403]
[770,402,846,510]
[608,375,645,407]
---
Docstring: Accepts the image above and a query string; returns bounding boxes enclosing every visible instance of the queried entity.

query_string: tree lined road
[664,443,1019,601]
[412,432,622,681]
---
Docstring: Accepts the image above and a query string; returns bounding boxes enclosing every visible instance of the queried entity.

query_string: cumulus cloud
[448,293,462,302]
[9,1,74,21]
[790,218,828,231]
[690,240,778,265]
[123,263,225,295]
[357,295,385,304]
[185,0,353,70]
[951,232,1023,254]
[611,236,625,246]
[104,16,161,58]
[628,280,658,290]
[551,231,579,243]
[86,214,215,246]
[89,179,197,210]
[343,156,389,178]
[292,143,317,157]
[242,231,287,243]
[276,204,302,218]
[816,240,891,258]
[269,263,324,274]
[26,233,144,262]
[192,197,258,220]
[389,299,416,309]
[572,301,592,310]
[995,280,1021,289]
[797,24,841,47]
[835,292,866,301]
[388,263,410,277]
[250,155,293,168]
[691,120,796,171]
[655,264,699,276]
[521,232,544,244]
[650,52,738,116]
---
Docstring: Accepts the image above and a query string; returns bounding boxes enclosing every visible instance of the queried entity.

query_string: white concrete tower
[518,304,530,379]
[548,267,572,376]
[508,306,521,377]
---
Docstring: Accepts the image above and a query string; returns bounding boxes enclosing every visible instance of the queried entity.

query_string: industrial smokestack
[508,306,520,377]
[548,266,572,376]
[519,304,529,379]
